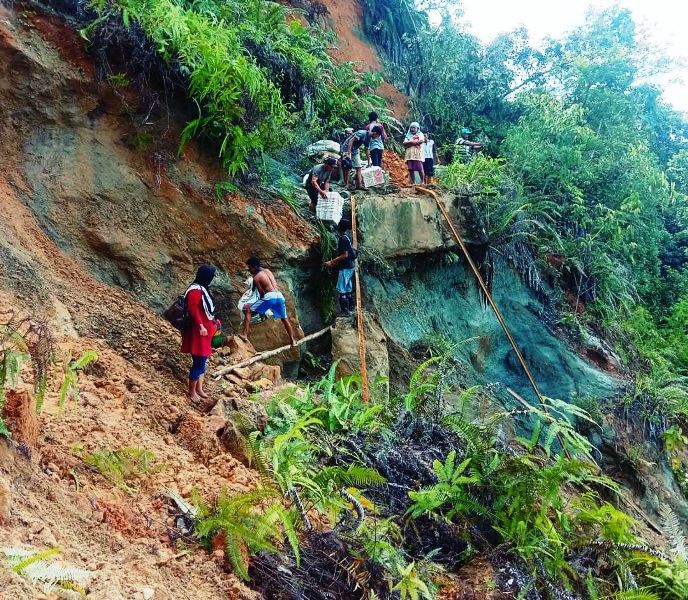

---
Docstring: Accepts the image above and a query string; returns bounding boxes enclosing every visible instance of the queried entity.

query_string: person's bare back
[253,269,278,295]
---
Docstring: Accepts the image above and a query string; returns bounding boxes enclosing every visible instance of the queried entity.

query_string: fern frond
[246,431,272,483]
[230,411,258,436]
[11,547,61,572]
[607,589,661,600]
[2,547,93,589]
[660,505,687,560]
[313,465,387,489]
[442,414,493,451]
[225,531,250,581]
[266,503,301,566]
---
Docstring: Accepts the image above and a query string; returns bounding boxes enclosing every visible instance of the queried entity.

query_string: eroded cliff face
[3,4,688,597]
[0,3,322,363]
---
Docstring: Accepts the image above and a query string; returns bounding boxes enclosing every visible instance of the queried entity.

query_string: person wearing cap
[304,156,338,210]
[324,218,356,316]
[455,127,482,162]
[403,122,425,191]
[341,127,383,191]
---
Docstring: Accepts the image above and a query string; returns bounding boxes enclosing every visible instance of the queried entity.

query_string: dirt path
[0,173,262,599]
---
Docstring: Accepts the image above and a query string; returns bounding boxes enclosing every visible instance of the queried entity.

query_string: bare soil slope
[0,5,313,598]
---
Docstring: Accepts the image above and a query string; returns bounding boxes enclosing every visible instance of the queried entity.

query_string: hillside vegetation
[3,0,688,598]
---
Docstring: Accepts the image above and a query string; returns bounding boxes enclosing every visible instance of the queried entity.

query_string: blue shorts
[249,291,287,319]
[336,268,355,294]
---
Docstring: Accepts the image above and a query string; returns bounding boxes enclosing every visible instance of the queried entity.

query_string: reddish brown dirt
[383,150,413,187]
[320,0,409,118]
[324,0,380,70]
[0,10,279,599]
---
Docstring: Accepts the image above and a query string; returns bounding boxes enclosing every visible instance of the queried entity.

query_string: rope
[416,186,570,458]
[351,195,370,402]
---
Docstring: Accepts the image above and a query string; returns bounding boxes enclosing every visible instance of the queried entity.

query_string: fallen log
[212,326,332,380]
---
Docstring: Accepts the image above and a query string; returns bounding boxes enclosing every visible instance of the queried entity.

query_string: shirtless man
[241,256,297,346]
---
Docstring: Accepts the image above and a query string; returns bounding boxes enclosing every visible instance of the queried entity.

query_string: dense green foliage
[188,361,688,598]
[88,0,383,173]
[367,5,688,428]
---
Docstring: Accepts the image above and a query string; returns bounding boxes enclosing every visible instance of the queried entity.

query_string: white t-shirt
[423,139,435,160]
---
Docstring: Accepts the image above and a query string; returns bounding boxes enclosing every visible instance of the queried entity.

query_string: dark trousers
[306,186,319,205]
[370,148,383,167]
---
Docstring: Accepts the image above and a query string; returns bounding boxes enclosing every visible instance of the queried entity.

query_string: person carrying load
[304,156,338,210]
[341,127,383,191]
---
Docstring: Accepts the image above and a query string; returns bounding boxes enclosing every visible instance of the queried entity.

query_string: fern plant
[0,314,54,433]
[1,547,93,592]
[192,487,299,581]
[58,350,98,414]
[74,446,163,493]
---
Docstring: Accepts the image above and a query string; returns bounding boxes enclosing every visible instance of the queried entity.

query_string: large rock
[331,314,389,393]
[364,262,624,404]
[356,192,488,259]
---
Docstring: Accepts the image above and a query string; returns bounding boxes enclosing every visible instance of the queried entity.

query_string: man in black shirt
[324,218,356,316]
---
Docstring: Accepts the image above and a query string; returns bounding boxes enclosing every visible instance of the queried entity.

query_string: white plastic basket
[361,166,385,188]
[316,192,344,224]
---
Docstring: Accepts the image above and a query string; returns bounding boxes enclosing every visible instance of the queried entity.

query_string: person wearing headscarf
[181,264,218,402]
[403,122,425,191]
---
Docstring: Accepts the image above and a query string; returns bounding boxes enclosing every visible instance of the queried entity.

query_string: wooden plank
[351,195,369,402]
[211,326,331,379]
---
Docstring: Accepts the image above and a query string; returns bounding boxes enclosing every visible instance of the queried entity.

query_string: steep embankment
[0,4,316,599]
[2,1,688,598]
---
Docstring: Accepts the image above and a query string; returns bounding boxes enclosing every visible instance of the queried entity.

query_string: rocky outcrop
[331,314,389,386]
[364,260,623,404]
[356,192,487,259]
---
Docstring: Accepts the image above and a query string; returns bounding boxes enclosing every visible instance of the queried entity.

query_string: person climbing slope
[241,256,297,347]
[181,264,218,403]
[324,218,356,316]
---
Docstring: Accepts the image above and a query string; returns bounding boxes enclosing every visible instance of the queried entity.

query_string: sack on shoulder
[163,295,191,331]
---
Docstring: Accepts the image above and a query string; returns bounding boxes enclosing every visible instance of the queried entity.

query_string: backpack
[344,234,358,260]
[163,294,191,331]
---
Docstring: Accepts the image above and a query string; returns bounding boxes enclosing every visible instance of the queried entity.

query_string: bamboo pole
[212,326,331,379]
[418,185,570,459]
[351,195,370,402]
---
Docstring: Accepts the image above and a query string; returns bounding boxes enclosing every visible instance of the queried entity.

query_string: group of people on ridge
[306,115,482,203]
